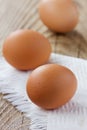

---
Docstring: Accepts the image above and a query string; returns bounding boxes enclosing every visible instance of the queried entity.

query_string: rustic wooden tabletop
[0,0,87,129]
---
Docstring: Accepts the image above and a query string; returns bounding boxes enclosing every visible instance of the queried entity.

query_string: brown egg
[38,0,79,33]
[27,64,77,109]
[3,30,51,70]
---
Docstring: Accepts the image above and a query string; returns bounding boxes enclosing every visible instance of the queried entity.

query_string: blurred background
[0,0,87,130]
[0,0,87,59]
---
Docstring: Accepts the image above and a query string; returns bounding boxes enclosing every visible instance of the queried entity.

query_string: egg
[38,0,79,33]
[3,30,51,70]
[26,64,77,109]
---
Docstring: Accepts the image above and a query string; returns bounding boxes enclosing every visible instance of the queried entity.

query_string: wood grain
[0,0,87,129]
[0,94,30,130]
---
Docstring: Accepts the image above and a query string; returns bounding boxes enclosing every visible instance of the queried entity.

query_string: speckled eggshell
[27,64,77,109]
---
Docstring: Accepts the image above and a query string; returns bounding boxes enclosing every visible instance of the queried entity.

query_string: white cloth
[0,53,87,130]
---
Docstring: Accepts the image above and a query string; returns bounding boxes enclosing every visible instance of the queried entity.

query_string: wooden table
[0,0,87,129]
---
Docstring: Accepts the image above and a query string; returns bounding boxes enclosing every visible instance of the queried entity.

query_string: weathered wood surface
[0,94,30,130]
[0,0,87,129]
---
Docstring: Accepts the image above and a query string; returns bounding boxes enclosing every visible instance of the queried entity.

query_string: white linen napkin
[0,53,87,130]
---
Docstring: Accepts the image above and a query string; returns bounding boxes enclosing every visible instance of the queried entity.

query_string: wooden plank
[0,94,30,130]
[0,0,87,130]
[49,0,87,59]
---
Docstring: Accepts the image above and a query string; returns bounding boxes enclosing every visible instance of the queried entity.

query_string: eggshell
[26,64,77,109]
[38,0,79,33]
[3,30,51,70]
